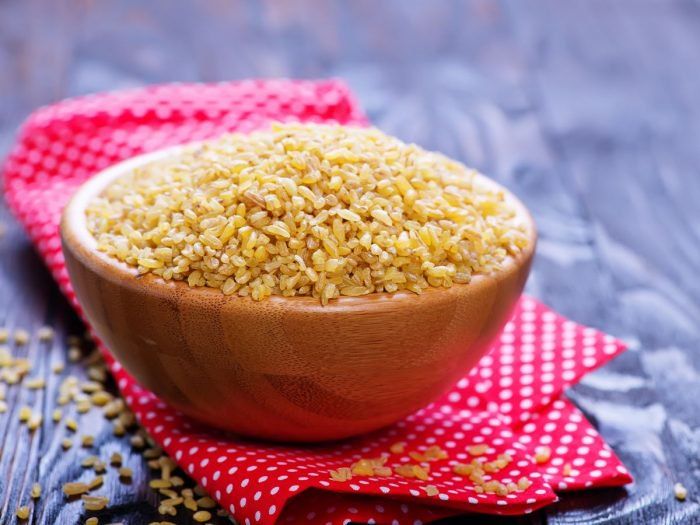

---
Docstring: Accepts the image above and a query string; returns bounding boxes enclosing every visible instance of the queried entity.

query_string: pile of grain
[86,123,528,304]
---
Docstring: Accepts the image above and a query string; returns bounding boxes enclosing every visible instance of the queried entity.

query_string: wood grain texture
[60,146,535,442]
[1,0,699,523]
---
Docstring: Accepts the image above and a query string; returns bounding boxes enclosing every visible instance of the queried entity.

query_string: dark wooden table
[1,1,699,523]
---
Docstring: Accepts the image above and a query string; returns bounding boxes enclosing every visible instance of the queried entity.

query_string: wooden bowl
[60,145,536,442]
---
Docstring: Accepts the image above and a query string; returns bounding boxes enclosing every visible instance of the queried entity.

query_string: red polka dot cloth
[2,80,632,524]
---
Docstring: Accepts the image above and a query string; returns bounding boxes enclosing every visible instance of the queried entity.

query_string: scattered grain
[89,476,104,490]
[118,467,133,480]
[160,457,176,480]
[518,477,533,490]
[77,399,92,413]
[119,410,136,428]
[25,377,45,389]
[0,349,11,368]
[14,329,29,345]
[81,381,102,393]
[330,467,352,482]
[16,506,30,520]
[373,466,393,477]
[160,497,184,507]
[468,444,489,456]
[674,482,687,501]
[412,465,430,481]
[129,434,145,448]
[82,495,109,511]
[169,476,184,487]
[113,420,126,436]
[27,413,42,431]
[482,479,509,495]
[63,481,91,496]
[390,442,406,454]
[82,455,98,468]
[453,450,530,496]
[2,369,20,384]
[423,445,448,461]
[196,496,216,509]
[18,405,32,422]
[562,463,572,476]
[103,399,125,419]
[87,365,107,383]
[37,326,54,342]
[143,446,163,459]
[534,445,551,464]
[422,485,439,496]
[68,347,82,362]
[409,451,425,462]
[31,483,41,499]
[150,479,172,489]
[350,459,374,477]
[193,510,212,522]
[91,390,111,406]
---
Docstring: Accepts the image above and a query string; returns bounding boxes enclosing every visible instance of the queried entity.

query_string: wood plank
[0,0,698,523]
[504,0,700,523]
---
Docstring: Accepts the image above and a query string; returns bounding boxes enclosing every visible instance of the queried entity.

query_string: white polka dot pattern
[2,81,633,524]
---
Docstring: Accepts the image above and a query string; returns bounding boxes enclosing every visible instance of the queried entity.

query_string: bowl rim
[61,141,537,312]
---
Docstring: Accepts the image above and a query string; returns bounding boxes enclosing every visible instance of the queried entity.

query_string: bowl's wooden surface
[60,146,536,442]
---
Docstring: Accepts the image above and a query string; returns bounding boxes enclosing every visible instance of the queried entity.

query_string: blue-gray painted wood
[1,1,698,523]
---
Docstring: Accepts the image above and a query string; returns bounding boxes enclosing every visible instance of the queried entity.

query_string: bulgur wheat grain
[196,496,216,508]
[82,495,109,511]
[18,405,31,422]
[14,329,29,345]
[674,482,687,501]
[37,326,54,341]
[63,481,90,496]
[467,443,489,456]
[193,510,212,523]
[86,123,528,305]
[27,413,42,431]
[16,506,30,520]
[534,445,551,464]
